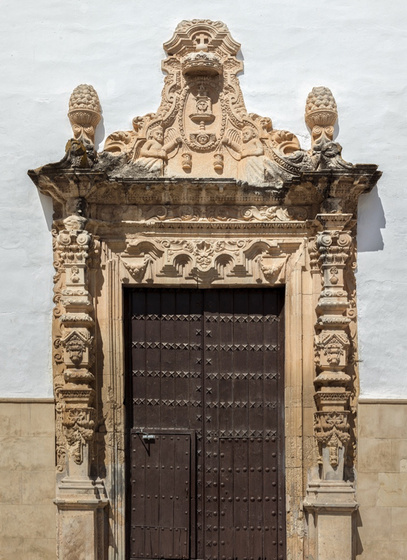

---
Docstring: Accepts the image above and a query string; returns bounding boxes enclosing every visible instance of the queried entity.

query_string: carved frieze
[120,236,295,286]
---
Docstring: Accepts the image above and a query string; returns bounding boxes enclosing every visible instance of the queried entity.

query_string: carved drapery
[28,19,380,560]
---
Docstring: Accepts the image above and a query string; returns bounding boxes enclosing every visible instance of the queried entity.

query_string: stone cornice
[28,166,380,220]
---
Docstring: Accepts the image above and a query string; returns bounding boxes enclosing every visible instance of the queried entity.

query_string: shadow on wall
[94,115,106,152]
[38,191,54,232]
[357,186,385,252]
[355,509,363,557]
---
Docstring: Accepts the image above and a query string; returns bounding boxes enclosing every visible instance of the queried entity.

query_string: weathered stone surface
[0,401,56,557]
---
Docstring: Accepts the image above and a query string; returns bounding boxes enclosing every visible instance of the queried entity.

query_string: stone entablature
[28,19,380,560]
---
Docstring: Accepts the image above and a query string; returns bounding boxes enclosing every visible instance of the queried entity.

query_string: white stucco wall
[0,0,406,397]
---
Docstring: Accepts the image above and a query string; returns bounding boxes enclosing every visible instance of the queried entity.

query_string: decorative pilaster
[313,214,353,480]
[54,214,95,474]
[53,212,107,559]
[304,213,358,560]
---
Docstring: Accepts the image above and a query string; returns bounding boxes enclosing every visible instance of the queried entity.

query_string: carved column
[304,213,357,560]
[53,212,107,560]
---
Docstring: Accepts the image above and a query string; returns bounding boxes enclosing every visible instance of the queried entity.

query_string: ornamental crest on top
[43,19,351,188]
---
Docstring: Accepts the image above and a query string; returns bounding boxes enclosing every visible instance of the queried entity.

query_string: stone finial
[68,84,102,145]
[305,86,338,146]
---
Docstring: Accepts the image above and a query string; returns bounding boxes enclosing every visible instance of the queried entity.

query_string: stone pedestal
[55,477,108,560]
[304,481,358,560]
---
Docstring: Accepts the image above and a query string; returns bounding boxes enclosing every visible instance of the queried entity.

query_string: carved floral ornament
[27,19,380,559]
[120,237,293,286]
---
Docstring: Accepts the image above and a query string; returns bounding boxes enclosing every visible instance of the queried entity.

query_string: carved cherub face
[150,127,164,144]
[197,100,208,112]
[242,126,256,143]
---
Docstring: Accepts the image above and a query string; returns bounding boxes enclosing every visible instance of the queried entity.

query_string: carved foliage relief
[120,237,293,286]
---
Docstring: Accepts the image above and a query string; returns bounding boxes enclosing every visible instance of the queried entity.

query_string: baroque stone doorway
[125,288,286,560]
[27,18,381,560]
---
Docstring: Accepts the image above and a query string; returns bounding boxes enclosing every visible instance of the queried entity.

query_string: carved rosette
[53,213,97,471]
[312,214,354,477]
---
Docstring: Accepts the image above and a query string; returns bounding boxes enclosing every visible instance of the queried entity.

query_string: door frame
[101,243,307,559]
[29,172,376,559]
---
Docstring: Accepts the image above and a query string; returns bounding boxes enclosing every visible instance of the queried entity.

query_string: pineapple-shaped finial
[305,86,338,146]
[68,84,102,145]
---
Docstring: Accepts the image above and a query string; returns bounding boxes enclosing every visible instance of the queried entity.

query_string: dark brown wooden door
[126,289,285,560]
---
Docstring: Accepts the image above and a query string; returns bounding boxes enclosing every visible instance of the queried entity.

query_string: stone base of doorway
[303,481,358,560]
[55,477,109,560]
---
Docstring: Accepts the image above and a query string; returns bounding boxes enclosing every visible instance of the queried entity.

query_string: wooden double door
[126,289,285,560]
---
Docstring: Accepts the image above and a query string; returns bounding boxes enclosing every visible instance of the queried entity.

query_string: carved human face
[151,128,164,144]
[242,127,255,143]
[197,100,208,112]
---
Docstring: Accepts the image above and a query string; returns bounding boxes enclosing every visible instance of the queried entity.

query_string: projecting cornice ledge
[28,165,380,220]
[28,18,380,220]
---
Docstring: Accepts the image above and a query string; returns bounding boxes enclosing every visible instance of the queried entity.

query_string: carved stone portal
[28,20,380,560]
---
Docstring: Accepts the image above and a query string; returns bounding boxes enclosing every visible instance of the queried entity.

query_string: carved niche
[28,19,380,560]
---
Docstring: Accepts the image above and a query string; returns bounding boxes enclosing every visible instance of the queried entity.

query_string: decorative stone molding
[28,19,380,560]
[99,19,352,185]
[120,236,294,286]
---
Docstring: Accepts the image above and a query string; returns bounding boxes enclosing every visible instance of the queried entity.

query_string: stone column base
[303,481,358,560]
[55,478,109,560]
